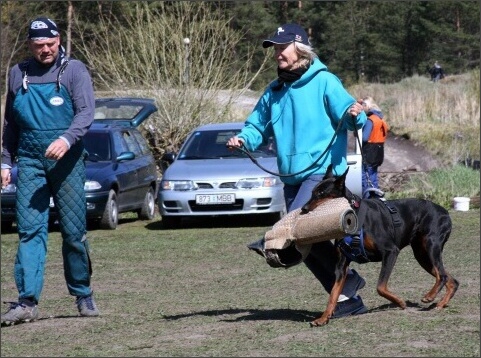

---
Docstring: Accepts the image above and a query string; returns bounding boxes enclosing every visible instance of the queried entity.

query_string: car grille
[196,182,236,189]
[188,199,244,212]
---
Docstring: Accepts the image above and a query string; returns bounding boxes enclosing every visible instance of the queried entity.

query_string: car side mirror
[161,152,176,164]
[159,152,176,172]
[116,152,135,162]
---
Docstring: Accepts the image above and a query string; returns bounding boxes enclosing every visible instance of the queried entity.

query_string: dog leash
[230,114,347,178]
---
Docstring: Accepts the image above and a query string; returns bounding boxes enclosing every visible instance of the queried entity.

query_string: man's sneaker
[1,301,39,326]
[75,295,100,317]
[331,295,368,319]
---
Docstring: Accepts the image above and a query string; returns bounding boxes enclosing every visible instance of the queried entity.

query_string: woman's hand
[348,102,364,117]
[226,136,244,149]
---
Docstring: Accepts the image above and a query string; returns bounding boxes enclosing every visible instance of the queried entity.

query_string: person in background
[227,23,368,318]
[1,17,99,326]
[428,61,445,82]
[360,96,389,198]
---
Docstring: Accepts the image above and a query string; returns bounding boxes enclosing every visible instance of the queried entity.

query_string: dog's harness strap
[341,197,402,263]
[383,202,402,227]
[337,229,370,264]
[351,235,361,247]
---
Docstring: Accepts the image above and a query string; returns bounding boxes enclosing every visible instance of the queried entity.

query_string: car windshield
[178,129,277,160]
[84,132,112,161]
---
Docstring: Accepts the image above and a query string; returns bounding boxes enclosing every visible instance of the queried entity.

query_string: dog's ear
[324,164,334,179]
[334,167,349,193]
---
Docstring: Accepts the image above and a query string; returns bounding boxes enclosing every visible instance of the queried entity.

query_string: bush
[386,165,480,209]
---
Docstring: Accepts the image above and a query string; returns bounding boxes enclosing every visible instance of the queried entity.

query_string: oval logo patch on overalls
[50,96,64,106]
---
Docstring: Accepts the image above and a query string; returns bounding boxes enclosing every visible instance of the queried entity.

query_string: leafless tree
[73,2,269,161]
[1,2,35,137]
[65,1,73,57]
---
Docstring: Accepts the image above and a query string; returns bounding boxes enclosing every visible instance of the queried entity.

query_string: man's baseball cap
[262,23,310,48]
[28,17,59,40]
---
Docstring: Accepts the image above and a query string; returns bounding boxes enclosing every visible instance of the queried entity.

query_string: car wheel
[138,187,155,220]
[100,189,118,230]
[2,220,13,232]
[161,216,181,229]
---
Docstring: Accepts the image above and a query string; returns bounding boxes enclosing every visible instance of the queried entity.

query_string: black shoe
[341,269,366,298]
[247,237,266,258]
[352,269,366,291]
[331,296,368,319]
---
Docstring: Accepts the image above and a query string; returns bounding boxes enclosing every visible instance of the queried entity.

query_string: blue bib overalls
[12,77,92,303]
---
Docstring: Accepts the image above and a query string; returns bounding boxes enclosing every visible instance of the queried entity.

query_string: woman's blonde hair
[294,42,318,68]
[362,96,382,112]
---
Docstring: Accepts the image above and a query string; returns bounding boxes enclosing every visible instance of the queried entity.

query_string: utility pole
[183,37,190,86]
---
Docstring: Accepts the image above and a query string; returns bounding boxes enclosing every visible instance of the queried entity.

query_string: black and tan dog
[301,164,459,327]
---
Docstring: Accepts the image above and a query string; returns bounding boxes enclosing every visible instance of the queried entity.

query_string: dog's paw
[421,296,435,303]
[310,318,329,327]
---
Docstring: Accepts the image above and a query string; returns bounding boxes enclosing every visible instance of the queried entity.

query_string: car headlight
[84,180,102,191]
[161,180,197,191]
[236,177,279,189]
[1,183,16,194]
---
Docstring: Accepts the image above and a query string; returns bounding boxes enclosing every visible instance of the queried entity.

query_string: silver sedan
[158,122,286,228]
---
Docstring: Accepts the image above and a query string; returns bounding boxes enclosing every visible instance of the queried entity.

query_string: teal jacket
[237,58,366,185]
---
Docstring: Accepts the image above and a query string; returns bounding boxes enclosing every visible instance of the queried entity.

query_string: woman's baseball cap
[28,17,59,40]
[262,23,310,48]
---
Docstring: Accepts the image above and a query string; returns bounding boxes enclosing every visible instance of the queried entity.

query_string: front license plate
[195,193,235,205]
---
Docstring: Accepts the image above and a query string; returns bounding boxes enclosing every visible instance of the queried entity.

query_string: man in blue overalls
[1,17,99,325]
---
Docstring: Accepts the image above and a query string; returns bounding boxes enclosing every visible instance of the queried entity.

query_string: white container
[453,197,470,211]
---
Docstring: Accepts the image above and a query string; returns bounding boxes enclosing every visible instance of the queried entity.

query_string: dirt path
[377,134,440,192]
[381,135,439,173]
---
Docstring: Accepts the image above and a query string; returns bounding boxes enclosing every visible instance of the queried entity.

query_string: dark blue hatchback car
[1,97,159,230]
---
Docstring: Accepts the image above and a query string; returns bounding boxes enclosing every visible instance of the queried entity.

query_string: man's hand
[45,138,69,160]
[1,168,11,189]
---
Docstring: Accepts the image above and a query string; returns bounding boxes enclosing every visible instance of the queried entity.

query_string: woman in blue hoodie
[227,23,368,318]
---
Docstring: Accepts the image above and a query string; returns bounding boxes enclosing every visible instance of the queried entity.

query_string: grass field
[1,209,479,357]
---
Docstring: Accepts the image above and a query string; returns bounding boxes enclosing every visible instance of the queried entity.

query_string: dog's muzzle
[247,197,358,268]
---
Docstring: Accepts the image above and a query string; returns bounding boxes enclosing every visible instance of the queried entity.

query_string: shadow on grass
[0,301,436,328]
[145,214,277,231]
[163,307,319,323]
[162,300,432,323]
[2,215,275,233]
